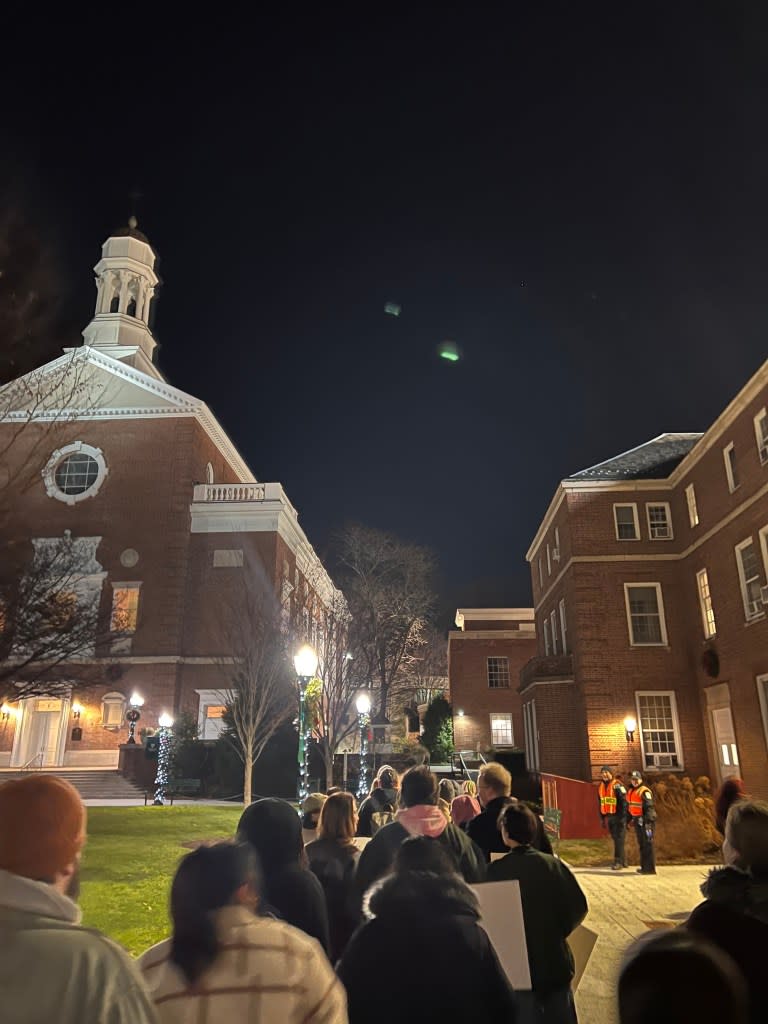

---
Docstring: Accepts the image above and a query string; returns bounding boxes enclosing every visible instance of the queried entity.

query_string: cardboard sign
[568,924,598,991]
[471,881,532,990]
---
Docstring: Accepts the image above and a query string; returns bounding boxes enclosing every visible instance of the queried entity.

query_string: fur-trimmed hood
[364,870,479,922]
[700,866,768,926]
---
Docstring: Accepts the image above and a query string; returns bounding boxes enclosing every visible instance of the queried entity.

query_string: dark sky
[4,7,768,618]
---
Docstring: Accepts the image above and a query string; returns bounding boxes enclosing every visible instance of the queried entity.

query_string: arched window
[109,294,120,313]
[205,462,214,485]
[101,691,127,729]
[126,297,137,317]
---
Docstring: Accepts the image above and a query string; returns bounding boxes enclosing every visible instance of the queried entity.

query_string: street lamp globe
[158,712,174,729]
[294,645,318,679]
[356,693,371,716]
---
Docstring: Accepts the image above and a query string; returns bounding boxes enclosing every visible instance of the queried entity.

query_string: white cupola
[81,217,161,376]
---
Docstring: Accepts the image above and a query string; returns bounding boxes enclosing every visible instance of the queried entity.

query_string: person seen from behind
[618,930,748,1024]
[338,836,516,1024]
[0,775,157,1024]
[487,802,587,1024]
[467,761,553,860]
[139,842,347,1024]
[686,799,768,1024]
[356,765,399,837]
[713,776,747,837]
[354,765,485,900]
[237,797,330,953]
[306,792,361,962]
[301,792,327,846]
[451,777,482,826]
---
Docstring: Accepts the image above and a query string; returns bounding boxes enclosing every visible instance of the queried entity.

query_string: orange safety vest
[627,784,651,818]
[598,780,617,815]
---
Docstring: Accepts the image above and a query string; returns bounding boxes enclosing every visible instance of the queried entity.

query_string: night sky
[4,8,768,619]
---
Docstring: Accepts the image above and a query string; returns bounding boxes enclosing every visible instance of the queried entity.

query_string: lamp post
[153,712,174,806]
[294,645,318,802]
[126,691,144,744]
[355,692,372,800]
[623,715,637,743]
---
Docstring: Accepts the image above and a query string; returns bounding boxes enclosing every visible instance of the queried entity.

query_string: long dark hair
[170,842,260,986]
[714,777,747,834]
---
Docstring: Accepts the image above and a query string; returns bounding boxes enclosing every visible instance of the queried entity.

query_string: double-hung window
[754,409,768,466]
[559,598,567,653]
[724,443,739,493]
[487,657,510,689]
[636,691,683,769]
[624,583,668,645]
[735,538,763,620]
[550,610,558,654]
[490,713,514,746]
[685,484,699,527]
[646,503,672,540]
[543,618,551,656]
[696,569,717,638]
[614,504,640,540]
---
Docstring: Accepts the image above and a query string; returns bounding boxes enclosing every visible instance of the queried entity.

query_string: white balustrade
[192,483,266,502]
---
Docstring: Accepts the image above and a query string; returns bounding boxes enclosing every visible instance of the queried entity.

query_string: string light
[356,693,372,800]
[153,713,174,806]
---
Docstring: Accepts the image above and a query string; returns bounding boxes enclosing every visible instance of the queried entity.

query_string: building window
[559,598,567,653]
[487,657,510,689]
[42,442,108,506]
[636,691,683,769]
[538,558,543,588]
[109,293,120,313]
[550,609,558,654]
[554,526,560,551]
[754,409,768,466]
[546,544,551,575]
[756,675,768,753]
[685,484,699,527]
[202,704,227,739]
[723,443,739,493]
[126,297,137,317]
[646,503,673,540]
[543,617,551,656]
[735,538,764,621]
[624,583,668,645]
[101,691,126,729]
[696,569,717,639]
[110,583,141,632]
[523,701,539,770]
[490,713,514,746]
[614,504,640,541]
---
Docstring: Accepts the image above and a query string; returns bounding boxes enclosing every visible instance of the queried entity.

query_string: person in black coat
[467,762,553,861]
[237,797,330,954]
[356,766,399,838]
[338,836,517,1024]
[686,800,768,1024]
[306,792,360,962]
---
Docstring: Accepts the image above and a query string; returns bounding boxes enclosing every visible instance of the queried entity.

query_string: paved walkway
[572,864,710,1024]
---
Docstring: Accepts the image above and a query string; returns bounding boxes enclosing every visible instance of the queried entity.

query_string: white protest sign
[568,924,598,991]
[471,880,532,990]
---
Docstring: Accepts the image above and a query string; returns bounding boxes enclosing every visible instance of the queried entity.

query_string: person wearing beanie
[0,774,157,1024]
[301,792,327,846]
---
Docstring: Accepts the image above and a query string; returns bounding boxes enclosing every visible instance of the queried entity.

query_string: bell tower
[81,217,161,377]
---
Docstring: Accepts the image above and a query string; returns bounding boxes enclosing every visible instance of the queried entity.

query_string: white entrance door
[711,706,740,781]
[11,697,68,768]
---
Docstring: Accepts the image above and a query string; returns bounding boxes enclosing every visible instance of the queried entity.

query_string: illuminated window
[646,503,673,540]
[490,713,514,746]
[624,583,667,645]
[614,504,640,541]
[487,657,510,689]
[686,484,699,527]
[696,569,717,639]
[111,584,141,632]
[723,443,739,493]
[735,538,763,621]
[636,691,682,769]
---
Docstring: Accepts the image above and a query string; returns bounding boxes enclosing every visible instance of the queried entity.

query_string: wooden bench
[144,778,202,805]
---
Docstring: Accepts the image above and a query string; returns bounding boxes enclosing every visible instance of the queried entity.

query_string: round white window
[43,443,108,505]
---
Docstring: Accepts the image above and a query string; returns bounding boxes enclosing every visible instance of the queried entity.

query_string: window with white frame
[723,443,739,492]
[538,558,543,588]
[101,691,126,729]
[559,598,567,653]
[754,409,768,466]
[487,657,510,689]
[196,689,233,739]
[546,544,551,575]
[490,713,514,746]
[550,609,558,654]
[614,503,640,541]
[543,617,551,656]
[685,483,699,527]
[554,526,560,552]
[523,701,539,770]
[110,583,141,632]
[646,503,673,540]
[696,569,717,639]
[42,442,108,506]
[756,674,768,753]
[636,691,683,769]
[735,538,763,620]
[624,583,668,645]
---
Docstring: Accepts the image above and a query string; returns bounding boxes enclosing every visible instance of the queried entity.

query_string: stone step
[0,769,146,800]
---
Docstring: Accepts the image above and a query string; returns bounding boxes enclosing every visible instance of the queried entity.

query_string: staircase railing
[19,751,45,771]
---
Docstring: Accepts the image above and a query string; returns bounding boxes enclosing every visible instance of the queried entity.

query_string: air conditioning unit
[760,444,768,466]
[761,586,768,606]
[551,547,560,562]
[654,754,674,768]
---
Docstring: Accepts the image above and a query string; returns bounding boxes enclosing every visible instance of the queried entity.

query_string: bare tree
[389,625,448,731]
[335,524,435,721]
[0,531,117,707]
[214,568,295,805]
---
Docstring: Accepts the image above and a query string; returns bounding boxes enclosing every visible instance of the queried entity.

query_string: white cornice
[449,629,537,640]
[455,608,534,628]
[526,487,566,563]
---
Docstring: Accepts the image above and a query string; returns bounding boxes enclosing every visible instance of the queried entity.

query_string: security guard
[627,769,657,874]
[597,765,628,869]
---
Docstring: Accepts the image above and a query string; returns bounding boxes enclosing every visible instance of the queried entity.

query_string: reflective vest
[598,780,617,815]
[627,784,651,818]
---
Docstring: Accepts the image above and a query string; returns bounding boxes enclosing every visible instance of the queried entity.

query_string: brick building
[525,359,768,796]
[0,221,341,769]
[449,609,536,755]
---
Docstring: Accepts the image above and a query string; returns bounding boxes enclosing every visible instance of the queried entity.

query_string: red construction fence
[541,773,603,840]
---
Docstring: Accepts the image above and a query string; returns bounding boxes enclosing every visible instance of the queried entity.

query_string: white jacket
[139,904,347,1024]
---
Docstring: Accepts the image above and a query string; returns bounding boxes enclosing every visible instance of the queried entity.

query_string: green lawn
[80,806,242,955]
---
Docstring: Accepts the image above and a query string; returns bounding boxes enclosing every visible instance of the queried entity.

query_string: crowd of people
[1,763,767,1023]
